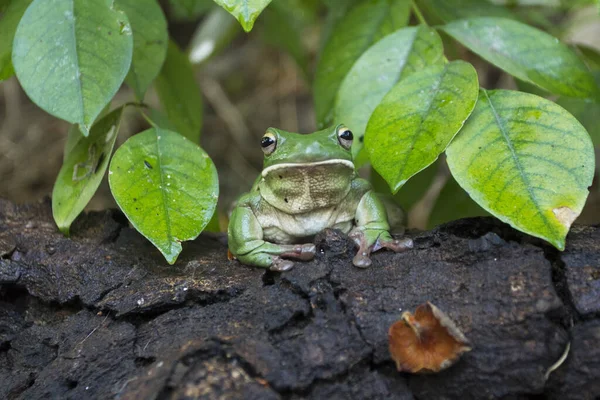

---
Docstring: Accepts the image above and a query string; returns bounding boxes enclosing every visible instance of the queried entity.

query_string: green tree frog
[227,124,413,271]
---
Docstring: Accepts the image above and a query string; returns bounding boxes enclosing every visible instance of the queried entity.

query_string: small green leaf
[442,17,599,99]
[417,0,515,23]
[12,0,133,134]
[52,107,124,234]
[108,128,219,264]
[155,41,203,143]
[446,89,595,250]
[116,0,168,100]
[313,0,411,127]
[0,0,32,81]
[366,61,479,193]
[212,0,272,32]
[335,26,445,160]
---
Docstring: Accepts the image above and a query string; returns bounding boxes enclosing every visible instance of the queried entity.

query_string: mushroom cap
[389,302,472,373]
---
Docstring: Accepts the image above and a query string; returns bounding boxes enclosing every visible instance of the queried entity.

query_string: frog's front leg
[349,191,413,268]
[228,205,315,271]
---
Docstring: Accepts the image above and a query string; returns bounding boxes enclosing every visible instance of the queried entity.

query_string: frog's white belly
[258,206,354,244]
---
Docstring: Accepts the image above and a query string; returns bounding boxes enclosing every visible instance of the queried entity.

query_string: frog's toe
[353,251,372,268]
[281,243,316,261]
[270,257,295,272]
[374,237,414,253]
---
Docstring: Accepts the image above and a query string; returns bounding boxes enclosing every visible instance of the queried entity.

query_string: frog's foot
[279,243,317,261]
[349,229,413,268]
[271,256,295,272]
[270,243,317,272]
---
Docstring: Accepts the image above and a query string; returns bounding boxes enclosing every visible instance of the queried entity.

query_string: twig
[79,312,110,345]
[412,1,428,26]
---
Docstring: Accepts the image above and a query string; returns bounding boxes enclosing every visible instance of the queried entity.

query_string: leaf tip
[79,123,90,137]
[241,20,254,32]
[58,224,71,237]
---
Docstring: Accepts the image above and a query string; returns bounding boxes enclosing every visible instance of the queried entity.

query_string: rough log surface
[0,198,599,400]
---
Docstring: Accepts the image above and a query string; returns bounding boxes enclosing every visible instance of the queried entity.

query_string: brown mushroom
[388,302,472,373]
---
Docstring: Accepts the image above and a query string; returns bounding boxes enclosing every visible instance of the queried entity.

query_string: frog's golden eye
[261,132,277,155]
[337,126,353,150]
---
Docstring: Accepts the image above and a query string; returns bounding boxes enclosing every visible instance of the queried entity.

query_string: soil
[1,198,599,399]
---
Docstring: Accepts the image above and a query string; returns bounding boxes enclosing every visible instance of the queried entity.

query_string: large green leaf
[442,17,599,99]
[417,0,515,23]
[313,0,411,127]
[446,89,595,250]
[109,128,219,264]
[366,61,479,193]
[0,0,32,81]
[335,25,445,160]
[155,41,203,143]
[12,0,133,134]
[116,0,168,100]
[213,0,272,32]
[53,107,124,234]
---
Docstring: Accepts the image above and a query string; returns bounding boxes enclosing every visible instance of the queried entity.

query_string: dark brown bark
[0,198,598,399]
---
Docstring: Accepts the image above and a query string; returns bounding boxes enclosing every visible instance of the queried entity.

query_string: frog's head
[260,124,354,175]
[257,124,356,214]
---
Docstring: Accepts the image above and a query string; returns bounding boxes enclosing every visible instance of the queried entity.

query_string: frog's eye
[337,126,353,150]
[261,132,277,155]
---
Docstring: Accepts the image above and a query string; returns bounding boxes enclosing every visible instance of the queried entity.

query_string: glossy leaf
[366,61,479,193]
[442,17,599,99]
[0,0,32,81]
[335,26,445,159]
[446,89,595,250]
[116,0,168,100]
[155,41,203,143]
[213,0,272,32]
[12,0,133,134]
[53,108,124,234]
[313,0,411,127]
[109,128,219,264]
[417,0,515,23]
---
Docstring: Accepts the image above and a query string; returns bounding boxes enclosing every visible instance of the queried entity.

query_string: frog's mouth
[261,159,354,178]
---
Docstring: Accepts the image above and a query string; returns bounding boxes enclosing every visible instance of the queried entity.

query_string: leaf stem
[123,101,150,110]
[412,1,428,26]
